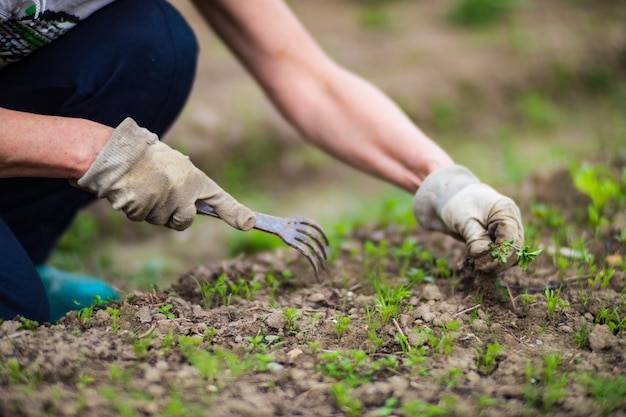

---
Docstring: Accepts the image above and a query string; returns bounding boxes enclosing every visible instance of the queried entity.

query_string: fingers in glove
[198,180,256,231]
[168,205,196,231]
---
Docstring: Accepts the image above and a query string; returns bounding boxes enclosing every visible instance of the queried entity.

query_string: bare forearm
[0,108,112,179]
[269,65,455,193]
[197,0,454,193]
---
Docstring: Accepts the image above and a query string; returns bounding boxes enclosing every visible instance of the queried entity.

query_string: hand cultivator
[196,200,330,282]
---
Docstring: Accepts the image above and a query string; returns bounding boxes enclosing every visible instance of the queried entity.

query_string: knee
[0,220,50,323]
[115,0,199,82]
[0,269,50,324]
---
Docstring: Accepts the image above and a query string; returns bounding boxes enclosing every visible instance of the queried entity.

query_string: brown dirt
[2,1,626,416]
[1,161,625,417]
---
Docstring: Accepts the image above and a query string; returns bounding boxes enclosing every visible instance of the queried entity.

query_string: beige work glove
[76,118,256,232]
[413,165,524,272]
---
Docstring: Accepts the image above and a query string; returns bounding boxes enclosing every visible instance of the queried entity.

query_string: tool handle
[195,200,221,219]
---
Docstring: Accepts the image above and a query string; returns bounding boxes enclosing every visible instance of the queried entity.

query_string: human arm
[192,0,453,192]
[0,109,254,231]
[0,107,111,179]
[193,0,524,268]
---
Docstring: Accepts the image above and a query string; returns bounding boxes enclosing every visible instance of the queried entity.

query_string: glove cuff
[413,165,480,232]
[76,118,158,196]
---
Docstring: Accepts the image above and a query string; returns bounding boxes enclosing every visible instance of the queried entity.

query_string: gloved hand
[76,118,256,231]
[413,165,524,272]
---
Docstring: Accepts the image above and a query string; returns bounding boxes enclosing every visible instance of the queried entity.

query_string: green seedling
[318,350,397,389]
[520,290,535,313]
[373,277,412,324]
[573,320,590,349]
[253,353,277,372]
[524,354,569,413]
[377,397,399,417]
[437,367,463,388]
[335,315,351,341]
[1,359,26,385]
[544,287,569,319]
[475,342,503,375]
[390,237,420,277]
[244,333,265,352]
[489,239,542,271]
[572,163,620,227]
[330,382,363,417]
[106,306,121,333]
[282,307,301,335]
[17,316,39,331]
[158,304,175,320]
[402,397,456,417]
[583,375,626,416]
[595,307,626,335]
[132,335,154,358]
[161,330,175,353]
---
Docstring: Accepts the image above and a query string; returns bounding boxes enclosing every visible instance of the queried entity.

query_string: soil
[1,1,626,417]
[1,162,625,416]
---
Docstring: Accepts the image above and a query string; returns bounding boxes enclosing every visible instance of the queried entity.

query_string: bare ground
[1,159,625,416]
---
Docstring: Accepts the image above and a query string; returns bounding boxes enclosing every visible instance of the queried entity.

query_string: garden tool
[196,200,330,282]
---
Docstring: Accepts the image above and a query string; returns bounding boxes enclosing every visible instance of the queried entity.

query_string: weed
[437,321,462,356]
[307,341,322,354]
[402,397,456,416]
[158,304,175,320]
[254,353,277,372]
[572,320,590,349]
[377,397,399,417]
[161,330,175,353]
[282,307,301,335]
[520,290,535,313]
[335,315,352,341]
[595,307,626,335]
[373,276,412,324]
[489,239,542,271]
[475,342,503,375]
[1,358,26,385]
[524,354,569,413]
[404,346,429,374]
[437,367,463,388]
[77,372,95,388]
[203,326,218,343]
[330,382,363,417]
[544,287,569,319]
[132,333,155,358]
[572,163,622,228]
[318,350,397,389]
[17,316,39,331]
[106,306,121,333]
[583,374,626,416]
[244,333,265,352]
[390,237,421,277]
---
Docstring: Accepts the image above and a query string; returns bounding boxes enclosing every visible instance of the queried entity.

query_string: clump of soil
[1,164,624,417]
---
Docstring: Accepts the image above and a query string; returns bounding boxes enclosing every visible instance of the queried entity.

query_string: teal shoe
[36,265,120,323]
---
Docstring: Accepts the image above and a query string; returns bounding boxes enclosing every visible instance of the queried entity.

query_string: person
[0,0,524,324]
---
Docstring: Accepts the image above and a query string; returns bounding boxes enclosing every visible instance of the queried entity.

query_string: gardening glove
[413,165,524,272]
[76,117,256,232]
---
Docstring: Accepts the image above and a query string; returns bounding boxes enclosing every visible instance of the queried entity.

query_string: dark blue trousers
[0,0,199,323]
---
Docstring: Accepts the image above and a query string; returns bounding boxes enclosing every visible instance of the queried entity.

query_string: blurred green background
[50,0,626,291]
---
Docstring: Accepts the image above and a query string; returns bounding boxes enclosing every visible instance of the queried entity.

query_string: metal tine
[290,217,330,245]
[195,200,330,281]
[291,222,329,261]
[292,232,328,269]
[287,236,325,282]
